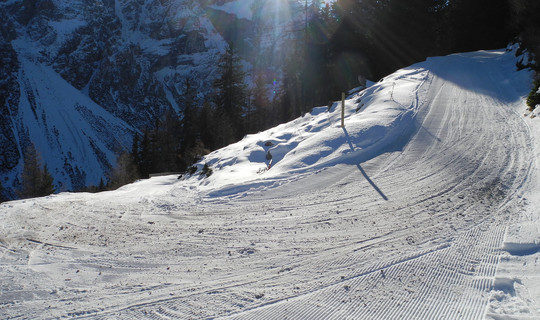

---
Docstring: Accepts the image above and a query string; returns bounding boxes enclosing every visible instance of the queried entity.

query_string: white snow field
[1,49,540,319]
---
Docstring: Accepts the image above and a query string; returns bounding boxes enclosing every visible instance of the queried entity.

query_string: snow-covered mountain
[0,0,305,196]
[1,48,539,319]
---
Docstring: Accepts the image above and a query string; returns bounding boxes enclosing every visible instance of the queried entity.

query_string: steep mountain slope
[0,0,302,197]
[1,49,538,319]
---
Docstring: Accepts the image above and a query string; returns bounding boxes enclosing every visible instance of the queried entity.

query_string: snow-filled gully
[1,50,537,319]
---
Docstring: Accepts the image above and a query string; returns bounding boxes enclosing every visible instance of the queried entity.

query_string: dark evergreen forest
[108,0,540,188]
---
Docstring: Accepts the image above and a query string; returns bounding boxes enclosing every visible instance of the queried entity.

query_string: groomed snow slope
[1,49,539,319]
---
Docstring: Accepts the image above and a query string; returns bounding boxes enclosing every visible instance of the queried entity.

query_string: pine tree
[198,101,216,150]
[152,108,182,173]
[131,132,141,175]
[328,0,445,80]
[526,77,540,111]
[444,0,512,53]
[18,143,55,199]
[19,144,41,198]
[40,164,55,196]
[279,42,303,120]
[139,129,151,178]
[213,43,248,146]
[179,77,201,168]
[0,179,5,203]
[98,178,106,191]
[251,69,270,131]
[510,0,540,62]
[108,152,139,190]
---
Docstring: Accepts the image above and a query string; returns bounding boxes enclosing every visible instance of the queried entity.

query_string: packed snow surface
[1,49,540,319]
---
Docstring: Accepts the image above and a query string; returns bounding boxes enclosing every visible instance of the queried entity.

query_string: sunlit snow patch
[188,66,429,196]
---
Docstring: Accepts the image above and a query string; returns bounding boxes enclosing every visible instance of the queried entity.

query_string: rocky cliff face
[0,0,301,198]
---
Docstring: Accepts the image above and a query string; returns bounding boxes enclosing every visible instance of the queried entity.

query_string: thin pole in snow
[341,92,345,128]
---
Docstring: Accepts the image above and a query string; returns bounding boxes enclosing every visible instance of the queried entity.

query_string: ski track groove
[222,224,505,320]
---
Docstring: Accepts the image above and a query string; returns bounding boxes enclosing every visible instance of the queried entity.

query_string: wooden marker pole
[341,92,345,128]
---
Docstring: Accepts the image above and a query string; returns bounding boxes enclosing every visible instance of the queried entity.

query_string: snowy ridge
[1,49,539,319]
[11,51,133,191]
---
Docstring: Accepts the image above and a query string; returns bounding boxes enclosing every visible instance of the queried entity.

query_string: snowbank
[188,65,428,196]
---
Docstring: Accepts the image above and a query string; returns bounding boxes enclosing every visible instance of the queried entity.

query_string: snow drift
[190,66,427,196]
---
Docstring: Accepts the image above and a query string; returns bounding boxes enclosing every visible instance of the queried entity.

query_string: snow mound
[189,66,428,196]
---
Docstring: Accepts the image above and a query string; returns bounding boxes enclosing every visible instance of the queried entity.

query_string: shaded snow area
[9,38,134,191]
[1,49,540,319]
[210,0,257,20]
